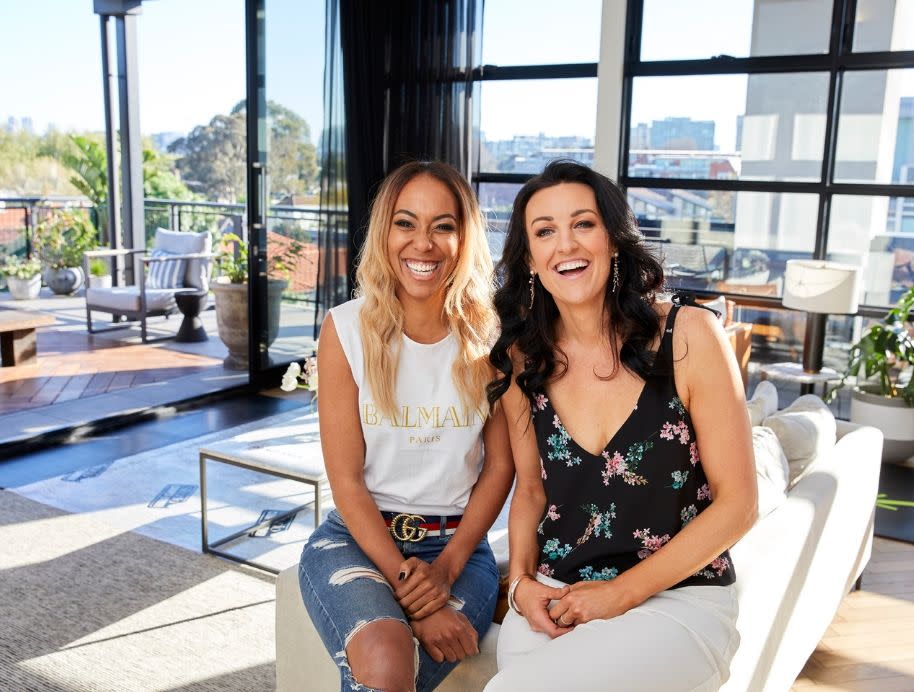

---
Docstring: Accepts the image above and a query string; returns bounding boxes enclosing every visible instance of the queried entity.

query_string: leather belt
[381,512,462,542]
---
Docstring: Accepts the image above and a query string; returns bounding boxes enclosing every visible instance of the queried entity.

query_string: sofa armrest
[84,248,146,258]
[723,423,882,692]
[140,252,216,263]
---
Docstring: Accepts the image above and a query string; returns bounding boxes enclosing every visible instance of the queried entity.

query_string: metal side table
[199,411,328,573]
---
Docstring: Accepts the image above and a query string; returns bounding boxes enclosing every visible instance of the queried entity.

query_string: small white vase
[7,274,41,300]
[88,274,112,289]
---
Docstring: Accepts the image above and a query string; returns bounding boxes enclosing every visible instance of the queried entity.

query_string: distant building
[630,122,650,149]
[151,131,183,152]
[649,117,715,150]
[893,97,913,184]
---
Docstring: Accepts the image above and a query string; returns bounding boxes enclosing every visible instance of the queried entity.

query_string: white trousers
[485,575,739,692]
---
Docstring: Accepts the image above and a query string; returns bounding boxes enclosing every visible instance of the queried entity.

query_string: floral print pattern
[546,415,583,467]
[542,538,573,560]
[579,565,619,581]
[681,505,698,526]
[633,528,671,559]
[531,305,734,587]
[671,470,689,489]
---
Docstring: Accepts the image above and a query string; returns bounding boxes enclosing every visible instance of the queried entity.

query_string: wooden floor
[792,537,914,691]
[0,327,221,414]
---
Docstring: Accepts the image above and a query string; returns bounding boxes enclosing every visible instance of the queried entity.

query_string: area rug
[11,408,326,573]
[0,490,276,691]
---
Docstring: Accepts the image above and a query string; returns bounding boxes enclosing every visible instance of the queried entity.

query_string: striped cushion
[146,250,185,289]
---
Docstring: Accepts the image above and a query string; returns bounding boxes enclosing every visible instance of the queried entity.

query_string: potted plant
[1,256,43,300]
[33,210,97,295]
[212,232,300,370]
[87,257,112,289]
[826,285,914,463]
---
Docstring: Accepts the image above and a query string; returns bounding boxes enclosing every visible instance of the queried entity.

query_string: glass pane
[480,79,597,174]
[629,73,830,182]
[827,195,914,306]
[629,188,818,296]
[853,0,914,52]
[833,69,914,184]
[482,0,602,66]
[263,0,325,367]
[640,0,832,61]
[477,182,524,263]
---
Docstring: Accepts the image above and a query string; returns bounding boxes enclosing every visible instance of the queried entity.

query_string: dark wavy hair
[487,160,666,408]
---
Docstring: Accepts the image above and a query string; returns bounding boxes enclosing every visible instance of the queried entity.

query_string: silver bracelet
[507,574,533,616]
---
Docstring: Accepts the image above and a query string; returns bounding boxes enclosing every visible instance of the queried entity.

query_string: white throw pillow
[146,250,185,289]
[746,380,779,427]
[762,394,836,487]
[752,426,790,519]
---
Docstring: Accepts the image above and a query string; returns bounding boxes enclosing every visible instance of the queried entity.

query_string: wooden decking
[793,537,914,691]
[0,324,221,414]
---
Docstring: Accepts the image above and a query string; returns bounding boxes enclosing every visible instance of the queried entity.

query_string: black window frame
[472,62,599,187]
[621,0,914,318]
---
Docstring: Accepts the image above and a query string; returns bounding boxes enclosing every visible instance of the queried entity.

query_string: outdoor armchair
[84,228,214,343]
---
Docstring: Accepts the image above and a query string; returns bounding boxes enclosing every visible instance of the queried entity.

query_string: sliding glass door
[245,0,326,387]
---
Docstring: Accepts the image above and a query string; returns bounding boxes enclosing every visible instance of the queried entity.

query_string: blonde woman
[299,161,514,692]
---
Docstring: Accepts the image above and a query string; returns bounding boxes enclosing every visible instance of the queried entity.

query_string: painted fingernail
[398,571,406,581]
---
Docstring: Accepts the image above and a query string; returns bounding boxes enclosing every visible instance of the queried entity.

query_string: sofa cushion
[762,394,836,486]
[146,250,185,289]
[752,426,790,519]
[747,380,779,427]
[86,287,178,313]
[153,228,211,290]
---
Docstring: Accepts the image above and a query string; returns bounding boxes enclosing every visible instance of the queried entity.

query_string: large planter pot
[7,274,41,300]
[850,388,914,464]
[46,266,85,295]
[213,278,287,370]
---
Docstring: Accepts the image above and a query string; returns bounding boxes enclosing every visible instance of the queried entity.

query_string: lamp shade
[782,260,860,314]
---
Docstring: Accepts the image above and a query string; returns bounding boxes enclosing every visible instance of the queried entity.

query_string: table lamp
[782,259,861,374]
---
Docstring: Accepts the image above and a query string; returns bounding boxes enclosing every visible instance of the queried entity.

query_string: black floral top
[533,304,735,588]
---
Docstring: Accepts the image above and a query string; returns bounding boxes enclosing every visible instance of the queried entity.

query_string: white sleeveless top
[330,297,486,515]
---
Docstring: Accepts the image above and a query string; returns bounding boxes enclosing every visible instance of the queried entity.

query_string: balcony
[0,196,341,452]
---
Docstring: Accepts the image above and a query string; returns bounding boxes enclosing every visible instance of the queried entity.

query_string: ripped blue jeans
[298,510,499,692]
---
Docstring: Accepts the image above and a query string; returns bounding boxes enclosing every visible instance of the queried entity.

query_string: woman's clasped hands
[395,556,480,664]
[516,575,639,637]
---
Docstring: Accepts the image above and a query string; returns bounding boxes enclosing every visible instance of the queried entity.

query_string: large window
[474,0,603,261]
[623,0,914,312]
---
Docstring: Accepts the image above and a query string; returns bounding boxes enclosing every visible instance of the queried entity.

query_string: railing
[0,196,348,302]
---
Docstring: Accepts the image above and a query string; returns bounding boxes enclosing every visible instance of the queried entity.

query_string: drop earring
[528,271,535,310]
[612,253,620,293]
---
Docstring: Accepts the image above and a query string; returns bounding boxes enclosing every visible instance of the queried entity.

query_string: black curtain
[315,0,349,334]
[338,0,483,294]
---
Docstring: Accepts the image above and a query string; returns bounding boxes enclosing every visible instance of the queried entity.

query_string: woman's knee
[346,619,415,691]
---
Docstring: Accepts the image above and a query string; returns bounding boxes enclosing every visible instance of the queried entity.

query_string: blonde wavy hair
[354,161,496,419]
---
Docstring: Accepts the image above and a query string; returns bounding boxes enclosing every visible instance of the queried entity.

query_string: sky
[0,0,325,142]
[1,0,911,153]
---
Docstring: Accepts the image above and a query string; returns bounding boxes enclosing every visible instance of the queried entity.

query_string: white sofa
[276,420,882,691]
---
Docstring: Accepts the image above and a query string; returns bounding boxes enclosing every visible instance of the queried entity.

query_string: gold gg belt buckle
[389,513,428,542]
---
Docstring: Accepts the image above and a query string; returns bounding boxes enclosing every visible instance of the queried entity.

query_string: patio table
[0,309,55,366]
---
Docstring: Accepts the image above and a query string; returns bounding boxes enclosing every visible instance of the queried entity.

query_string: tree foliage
[59,135,108,206]
[168,100,318,203]
[169,112,247,203]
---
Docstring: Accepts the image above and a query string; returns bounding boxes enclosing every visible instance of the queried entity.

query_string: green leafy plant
[215,232,303,284]
[88,257,110,277]
[33,210,98,270]
[0,256,42,279]
[826,285,914,406]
